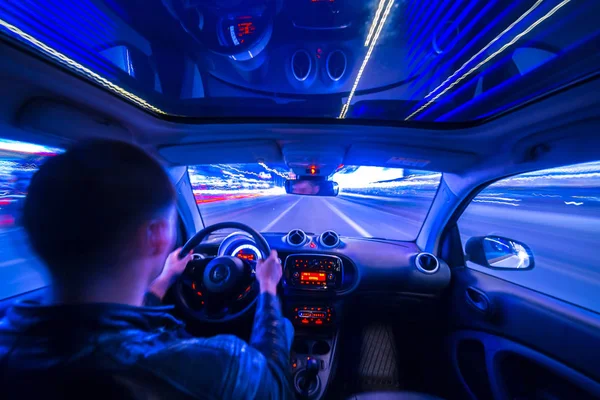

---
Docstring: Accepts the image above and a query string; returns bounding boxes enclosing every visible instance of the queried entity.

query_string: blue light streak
[407,0,437,56]
[407,0,483,72]
[432,14,595,122]
[423,0,546,101]
[404,0,514,100]
[406,0,456,62]
[405,0,574,120]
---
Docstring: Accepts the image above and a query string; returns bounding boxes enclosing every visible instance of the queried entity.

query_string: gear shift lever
[305,358,319,380]
[299,358,320,395]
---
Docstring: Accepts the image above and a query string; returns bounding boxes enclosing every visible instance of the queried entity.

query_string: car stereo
[284,254,343,290]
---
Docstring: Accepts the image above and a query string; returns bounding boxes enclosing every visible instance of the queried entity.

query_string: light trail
[405,0,572,120]
[0,19,167,116]
[364,0,387,46]
[339,0,395,119]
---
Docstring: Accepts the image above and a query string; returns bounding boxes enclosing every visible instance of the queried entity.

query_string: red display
[293,306,334,326]
[235,16,256,42]
[236,250,256,261]
[286,255,342,290]
[300,271,326,282]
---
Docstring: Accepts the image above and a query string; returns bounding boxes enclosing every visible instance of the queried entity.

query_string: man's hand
[256,250,282,296]
[148,247,193,301]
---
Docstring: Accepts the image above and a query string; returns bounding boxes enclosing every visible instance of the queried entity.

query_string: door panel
[447,267,600,399]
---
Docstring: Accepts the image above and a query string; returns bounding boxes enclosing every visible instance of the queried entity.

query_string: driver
[0,140,294,399]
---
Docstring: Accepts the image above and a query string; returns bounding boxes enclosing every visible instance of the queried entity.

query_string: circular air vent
[326,50,347,81]
[291,50,312,82]
[320,230,340,248]
[415,252,440,274]
[287,229,307,246]
[432,21,459,55]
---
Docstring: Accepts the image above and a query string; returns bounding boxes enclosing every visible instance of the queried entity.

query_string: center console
[283,254,348,399]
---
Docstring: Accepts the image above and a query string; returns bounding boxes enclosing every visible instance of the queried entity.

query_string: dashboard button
[293,272,300,278]
[327,273,334,280]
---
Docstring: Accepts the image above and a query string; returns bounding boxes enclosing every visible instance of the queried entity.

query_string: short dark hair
[23,140,176,279]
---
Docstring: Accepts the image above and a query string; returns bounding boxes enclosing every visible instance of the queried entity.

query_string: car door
[443,160,600,400]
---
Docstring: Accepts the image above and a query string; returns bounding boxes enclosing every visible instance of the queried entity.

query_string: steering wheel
[173,222,271,323]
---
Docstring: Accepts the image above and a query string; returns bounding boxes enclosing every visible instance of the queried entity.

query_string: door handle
[465,287,490,314]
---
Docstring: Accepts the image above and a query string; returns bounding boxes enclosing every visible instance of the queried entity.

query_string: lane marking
[340,192,397,201]
[261,197,303,232]
[323,199,372,237]
[472,199,519,207]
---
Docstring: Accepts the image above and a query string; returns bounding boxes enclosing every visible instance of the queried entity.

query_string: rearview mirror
[285,179,339,196]
[465,236,534,270]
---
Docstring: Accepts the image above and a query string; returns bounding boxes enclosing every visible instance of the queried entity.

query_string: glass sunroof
[0,0,598,122]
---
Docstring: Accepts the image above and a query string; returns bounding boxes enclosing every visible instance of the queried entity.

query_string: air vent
[291,50,312,82]
[432,21,459,55]
[415,252,439,274]
[287,229,307,246]
[326,50,347,81]
[320,230,340,248]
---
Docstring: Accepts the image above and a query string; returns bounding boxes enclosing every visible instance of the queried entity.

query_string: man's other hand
[256,250,282,296]
[149,247,192,300]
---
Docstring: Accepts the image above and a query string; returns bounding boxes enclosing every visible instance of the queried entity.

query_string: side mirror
[465,236,534,270]
[285,179,339,197]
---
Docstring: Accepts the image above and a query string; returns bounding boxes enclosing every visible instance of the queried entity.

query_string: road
[1,193,599,311]
[200,194,434,240]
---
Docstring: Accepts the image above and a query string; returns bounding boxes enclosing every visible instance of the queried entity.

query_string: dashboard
[206,228,451,297]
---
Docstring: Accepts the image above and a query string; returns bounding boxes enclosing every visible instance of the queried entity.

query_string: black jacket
[0,293,295,399]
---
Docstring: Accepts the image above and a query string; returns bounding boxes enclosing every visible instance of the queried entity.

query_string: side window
[0,139,60,299]
[458,161,600,313]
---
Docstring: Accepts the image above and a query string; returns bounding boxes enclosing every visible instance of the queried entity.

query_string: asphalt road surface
[1,193,599,312]
[201,194,433,240]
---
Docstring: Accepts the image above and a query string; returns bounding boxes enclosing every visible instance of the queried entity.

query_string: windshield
[189,164,441,240]
[0,0,598,122]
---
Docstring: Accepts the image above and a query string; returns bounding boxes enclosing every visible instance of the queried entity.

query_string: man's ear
[146,217,173,257]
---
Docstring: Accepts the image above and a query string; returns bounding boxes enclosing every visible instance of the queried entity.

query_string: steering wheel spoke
[180,275,195,289]
[184,257,213,277]
[234,281,258,303]
[180,257,213,288]
[245,259,258,276]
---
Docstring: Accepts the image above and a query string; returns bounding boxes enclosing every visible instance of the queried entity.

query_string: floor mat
[353,323,402,392]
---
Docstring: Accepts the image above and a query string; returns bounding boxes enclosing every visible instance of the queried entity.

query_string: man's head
[23,140,177,290]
